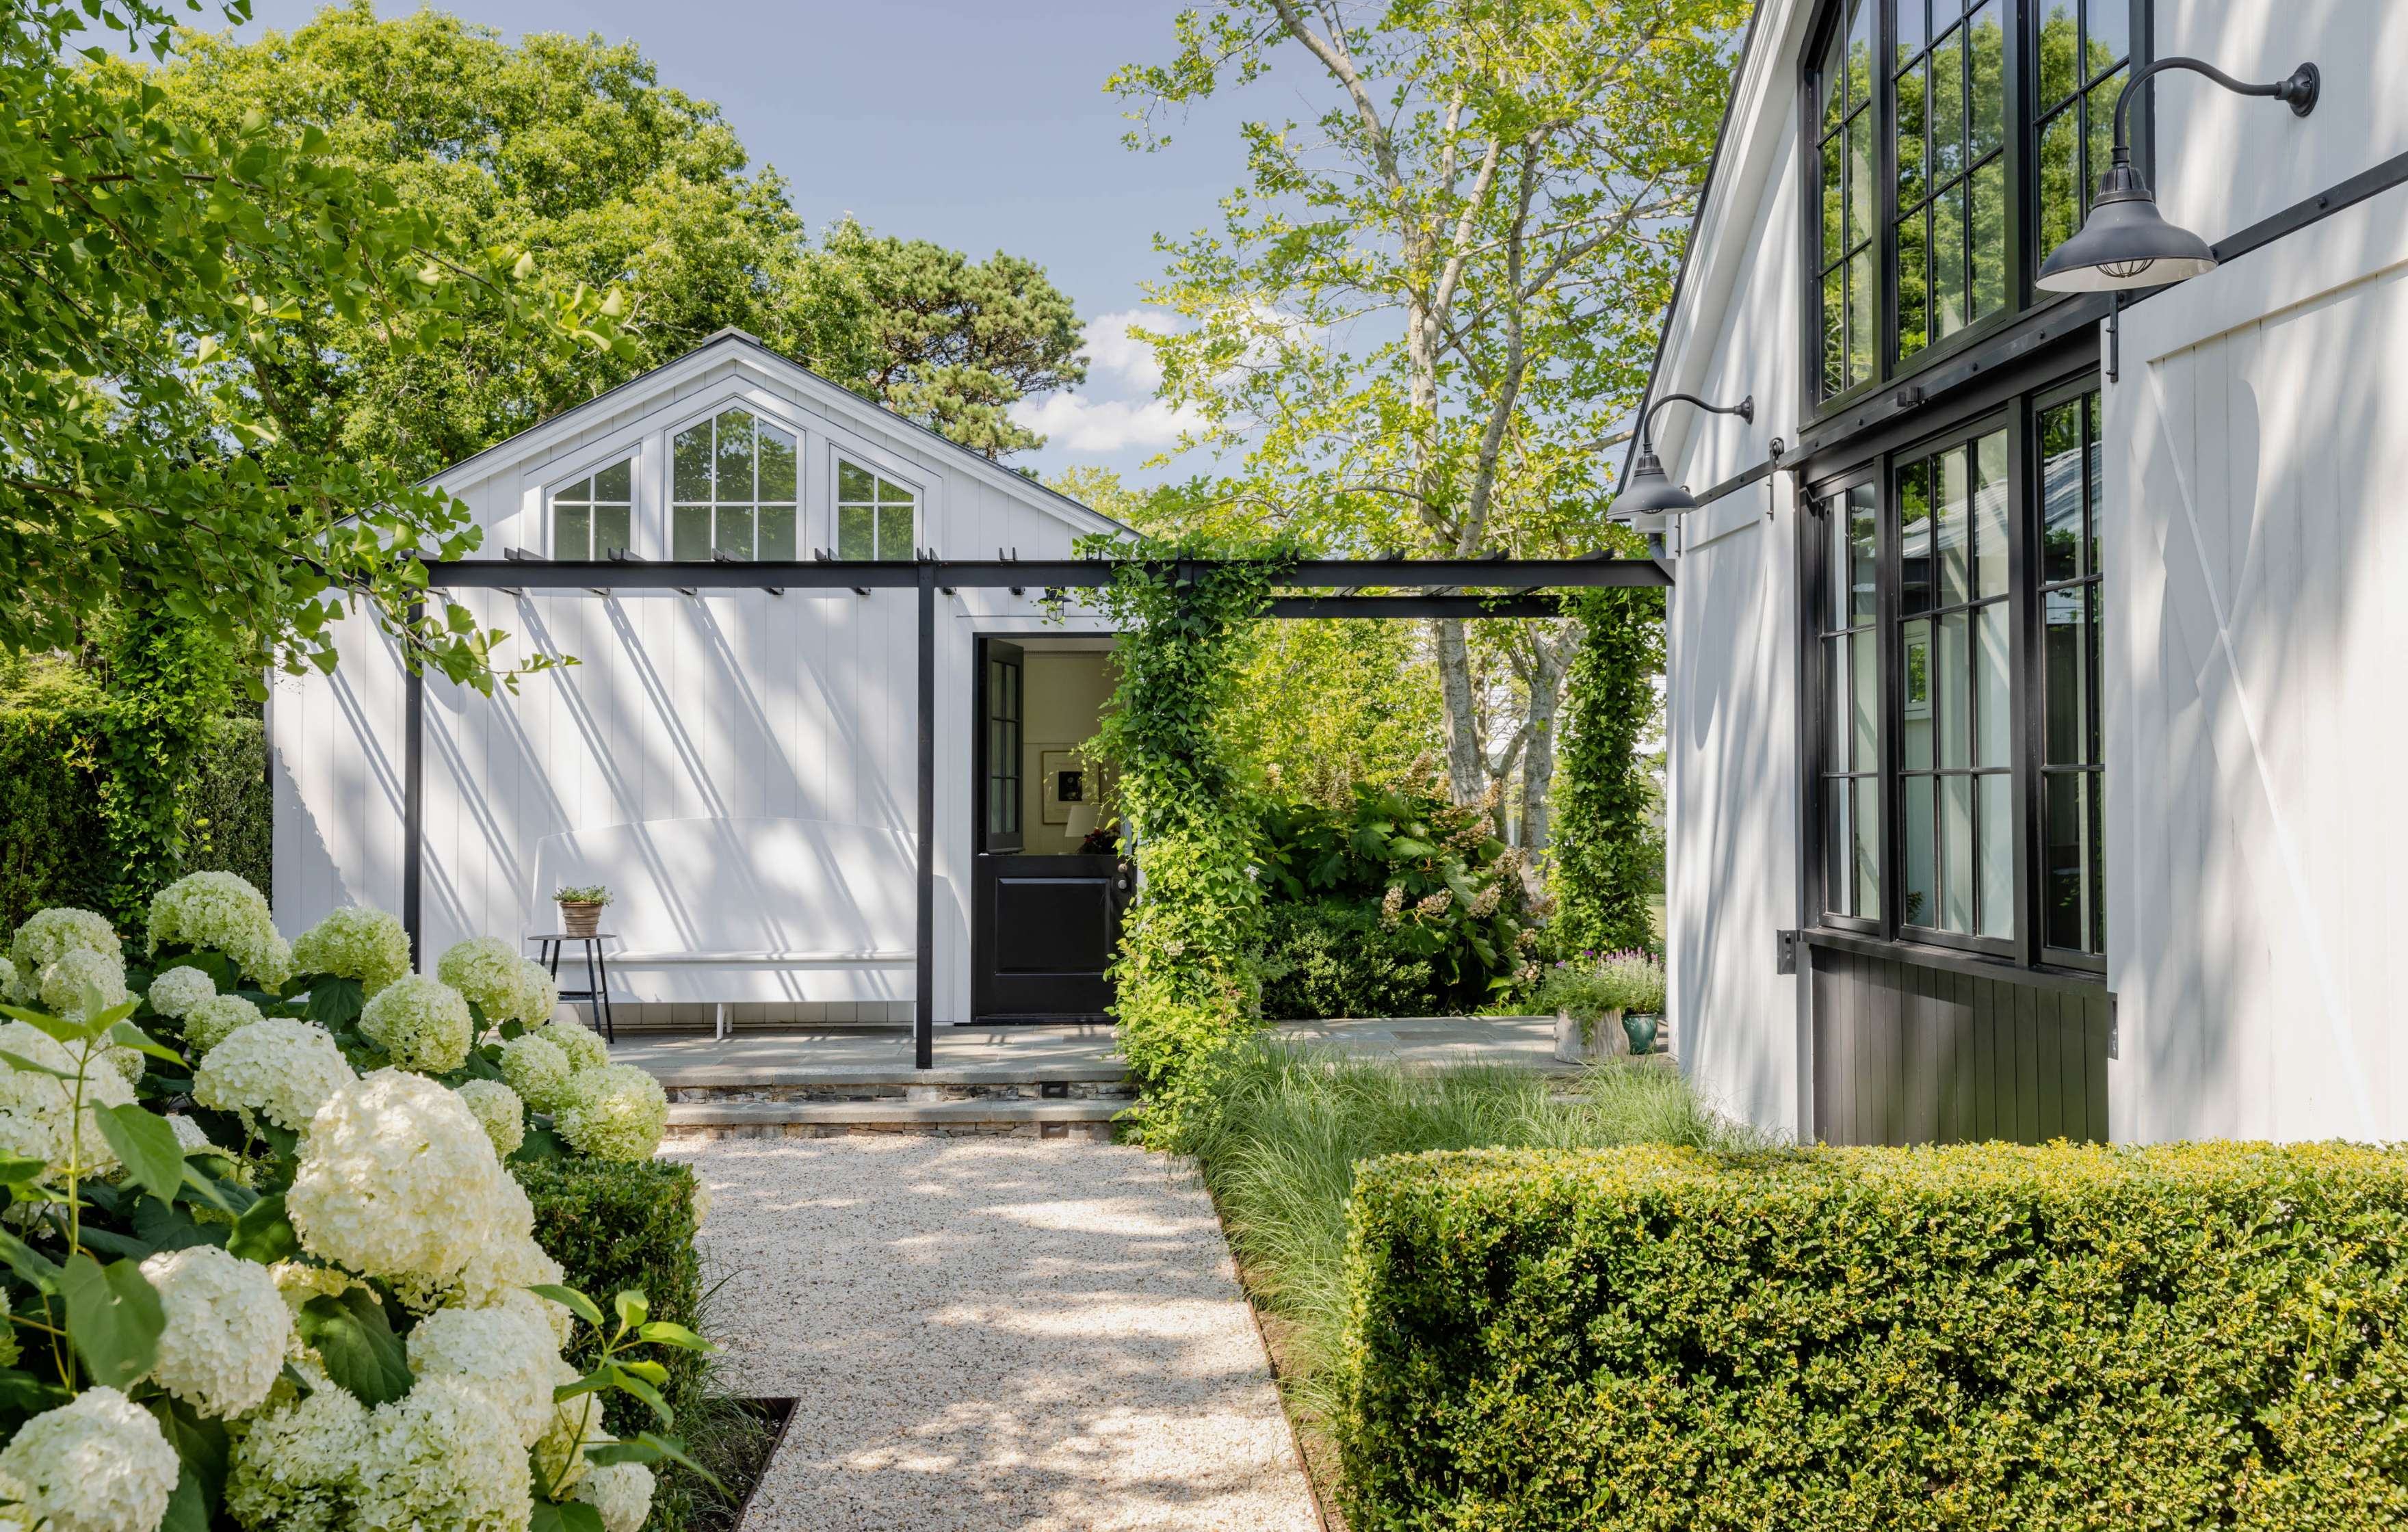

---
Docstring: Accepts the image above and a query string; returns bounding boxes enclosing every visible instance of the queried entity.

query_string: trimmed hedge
[1342,1142,2408,1531]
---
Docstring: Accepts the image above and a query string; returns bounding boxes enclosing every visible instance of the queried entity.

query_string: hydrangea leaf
[226,1192,298,1263]
[150,1397,229,1524]
[61,1251,164,1390]
[531,1498,606,1532]
[636,1321,714,1353]
[528,1282,605,1328]
[510,1126,567,1163]
[300,976,366,1029]
[0,1155,47,1186]
[0,1231,61,1293]
[96,1103,185,1204]
[297,1290,413,1405]
[109,1020,188,1067]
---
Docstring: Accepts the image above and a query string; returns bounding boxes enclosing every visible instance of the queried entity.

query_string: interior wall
[1017,652,1114,854]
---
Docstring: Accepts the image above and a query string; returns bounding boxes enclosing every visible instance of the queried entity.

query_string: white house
[272,329,1132,1031]
[1643,0,2408,1144]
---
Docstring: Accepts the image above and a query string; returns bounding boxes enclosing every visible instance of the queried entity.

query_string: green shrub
[519,1158,718,1528]
[1532,947,1665,1022]
[1256,899,1436,1020]
[0,705,114,930]
[181,714,272,893]
[1342,1141,2408,1531]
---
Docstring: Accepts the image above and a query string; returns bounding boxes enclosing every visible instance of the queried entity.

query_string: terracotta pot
[1553,1007,1625,1065]
[559,900,603,938]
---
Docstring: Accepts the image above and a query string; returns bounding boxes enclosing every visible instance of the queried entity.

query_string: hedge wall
[1342,1142,2408,1531]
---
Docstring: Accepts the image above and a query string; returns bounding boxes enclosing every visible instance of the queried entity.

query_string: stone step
[664,1095,1123,1142]
[662,1076,1138,1105]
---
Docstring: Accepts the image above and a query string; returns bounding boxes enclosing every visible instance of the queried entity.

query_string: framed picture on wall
[1038,748,1089,826]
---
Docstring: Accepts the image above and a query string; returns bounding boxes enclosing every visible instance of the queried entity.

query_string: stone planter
[1553,1007,1626,1064]
[559,899,604,938]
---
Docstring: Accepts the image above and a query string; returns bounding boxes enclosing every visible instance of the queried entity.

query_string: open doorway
[971,634,1126,1021]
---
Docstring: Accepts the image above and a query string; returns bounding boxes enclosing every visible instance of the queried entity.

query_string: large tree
[2,0,636,691]
[1110,0,1744,842]
[140,2,1086,478]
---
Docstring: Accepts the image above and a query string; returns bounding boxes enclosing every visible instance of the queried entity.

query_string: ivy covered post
[1088,534,1291,1147]
[1547,585,1666,956]
[96,603,244,925]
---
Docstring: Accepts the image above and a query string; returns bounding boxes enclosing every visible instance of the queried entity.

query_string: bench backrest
[527,817,915,958]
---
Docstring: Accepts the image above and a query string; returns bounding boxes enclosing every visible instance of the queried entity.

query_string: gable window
[835,459,917,560]
[672,408,798,562]
[551,459,632,559]
[1808,382,2106,969]
[1806,1,2145,405]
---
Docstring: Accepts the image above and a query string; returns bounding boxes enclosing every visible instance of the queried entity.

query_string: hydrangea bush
[0,879,705,1532]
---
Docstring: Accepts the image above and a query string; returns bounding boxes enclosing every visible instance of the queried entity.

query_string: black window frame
[1801,358,2106,977]
[1799,0,2151,424]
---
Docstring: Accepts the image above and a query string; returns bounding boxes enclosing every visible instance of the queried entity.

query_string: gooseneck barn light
[1610,392,1755,533]
[2036,57,2320,293]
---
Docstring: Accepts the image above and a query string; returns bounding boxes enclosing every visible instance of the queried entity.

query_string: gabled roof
[423,327,1132,538]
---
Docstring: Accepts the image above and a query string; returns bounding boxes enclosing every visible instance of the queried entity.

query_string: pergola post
[915,560,936,1070]
[402,606,425,970]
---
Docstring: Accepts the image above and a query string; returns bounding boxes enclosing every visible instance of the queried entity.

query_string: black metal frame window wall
[1804,0,2145,413]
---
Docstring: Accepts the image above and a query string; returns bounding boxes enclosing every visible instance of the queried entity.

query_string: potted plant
[553,883,612,938]
[1612,951,1669,1056]
[1536,949,1666,1063]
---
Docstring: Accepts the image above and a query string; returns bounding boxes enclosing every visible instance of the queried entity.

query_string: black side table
[531,933,616,1044]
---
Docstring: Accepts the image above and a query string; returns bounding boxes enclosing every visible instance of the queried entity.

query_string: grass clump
[1187,1042,1748,1423]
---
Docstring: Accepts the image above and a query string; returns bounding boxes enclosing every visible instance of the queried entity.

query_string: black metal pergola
[404,554,1672,1067]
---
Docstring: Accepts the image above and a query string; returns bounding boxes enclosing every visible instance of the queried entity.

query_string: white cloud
[1081,308,1177,390]
[1009,392,1207,455]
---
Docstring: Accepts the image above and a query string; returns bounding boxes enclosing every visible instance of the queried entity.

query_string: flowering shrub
[499,1031,574,1112]
[554,1064,670,1163]
[7,906,120,997]
[356,975,474,1073]
[37,943,129,1019]
[291,906,414,998]
[0,897,713,1532]
[438,936,558,1031]
[1534,948,1666,1022]
[147,870,292,990]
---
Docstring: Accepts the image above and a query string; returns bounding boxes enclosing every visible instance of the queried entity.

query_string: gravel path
[668,1137,1321,1532]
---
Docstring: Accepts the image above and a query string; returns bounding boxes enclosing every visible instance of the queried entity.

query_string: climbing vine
[1547,583,1666,955]
[1083,531,1297,1147]
[93,603,248,923]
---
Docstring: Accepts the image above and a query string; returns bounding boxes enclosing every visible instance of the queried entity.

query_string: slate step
[664,1096,1123,1141]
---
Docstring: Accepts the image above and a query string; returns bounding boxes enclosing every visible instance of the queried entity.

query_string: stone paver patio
[668,1136,1322,1531]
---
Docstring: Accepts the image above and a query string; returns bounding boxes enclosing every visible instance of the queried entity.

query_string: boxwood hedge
[1342,1142,2408,1531]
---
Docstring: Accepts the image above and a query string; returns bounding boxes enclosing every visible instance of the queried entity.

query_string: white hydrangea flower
[554,1064,668,1163]
[143,965,215,1020]
[163,1114,211,1154]
[194,1018,354,1136]
[0,956,14,1007]
[540,1021,610,1077]
[35,947,127,1021]
[224,1379,370,1531]
[146,872,291,991]
[0,1386,179,1532]
[0,1037,70,1168]
[356,1378,529,1532]
[140,1244,293,1418]
[286,1070,513,1288]
[404,1303,576,1449]
[0,1022,138,1180]
[8,908,120,1000]
[291,907,413,998]
[357,975,473,1074]
[517,959,561,1028]
[532,1401,611,1497]
[436,938,555,1033]
[183,992,265,1057]
[452,1079,525,1159]
[690,1178,714,1228]
[574,1460,656,1532]
[491,1278,576,1347]
[497,1032,572,1112]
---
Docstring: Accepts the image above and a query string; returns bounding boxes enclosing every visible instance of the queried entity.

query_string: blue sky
[215,0,1264,484]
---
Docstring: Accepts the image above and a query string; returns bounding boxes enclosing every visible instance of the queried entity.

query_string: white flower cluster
[0,1386,179,1532]
[437,938,559,1031]
[0,1020,134,1179]
[404,1303,576,1447]
[224,1378,371,1530]
[357,975,473,1073]
[545,1020,609,1076]
[183,992,266,1057]
[453,1079,527,1159]
[286,1070,514,1287]
[497,1032,572,1111]
[290,906,413,998]
[5,907,119,1002]
[355,1377,531,1531]
[147,873,292,991]
[140,1245,293,1418]
[36,946,127,1021]
[144,964,216,1020]
[554,1064,669,1164]
[576,1461,657,1532]
[192,1018,355,1135]
[0,956,12,1007]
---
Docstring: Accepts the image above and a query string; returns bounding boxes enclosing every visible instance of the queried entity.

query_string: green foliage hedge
[1256,900,1436,1020]
[1342,1141,2408,1531]
[1548,584,1664,955]
[519,1158,707,1436]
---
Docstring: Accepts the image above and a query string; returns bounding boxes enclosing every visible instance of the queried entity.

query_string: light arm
[2110,56,2320,152]
[1639,392,1753,455]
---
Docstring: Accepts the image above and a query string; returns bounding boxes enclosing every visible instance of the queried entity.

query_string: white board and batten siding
[270,332,1123,1023]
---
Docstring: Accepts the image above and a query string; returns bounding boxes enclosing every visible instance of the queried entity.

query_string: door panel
[973,854,1124,1018]
[982,639,1023,854]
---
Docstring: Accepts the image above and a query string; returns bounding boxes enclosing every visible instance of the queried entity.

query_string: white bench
[528,817,917,1035]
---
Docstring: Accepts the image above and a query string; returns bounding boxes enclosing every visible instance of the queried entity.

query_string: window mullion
[1877,1,1898,385]
[1877,451,1902,942]
[2004,392,2038,966]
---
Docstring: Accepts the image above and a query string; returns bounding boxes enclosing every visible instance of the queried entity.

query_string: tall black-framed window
[1804,0,2146,409]
[1805,373,2104,970]
[2035,387,2104,957]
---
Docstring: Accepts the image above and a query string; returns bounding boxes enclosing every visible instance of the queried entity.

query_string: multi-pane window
[1893,1,2006,361]
[1819,483,1881,921]
[1815,0,1876,396]
[835,460,917,560]
[2037,391,2104,954]
[1896,430,2013,938]
[672,408,798,562]
[2034,1,2130,268]
[551,459,633,559]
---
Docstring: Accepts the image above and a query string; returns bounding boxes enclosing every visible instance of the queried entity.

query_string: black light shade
[2034,151,2217,292]
[1609,448,1697,523]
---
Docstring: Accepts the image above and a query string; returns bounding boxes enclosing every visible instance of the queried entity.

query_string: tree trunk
[1432,616,1485,804]
[1519,633,1567,858]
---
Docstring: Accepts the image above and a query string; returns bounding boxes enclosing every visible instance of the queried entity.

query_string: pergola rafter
[406,554,1673,1066]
